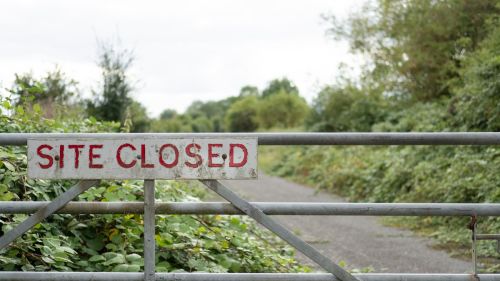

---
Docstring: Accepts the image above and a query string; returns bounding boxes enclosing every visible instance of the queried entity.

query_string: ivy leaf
[41,256,55,264]
[2,161,15,172]
[125,254,142,263]
[103,254,125,266]
[112,264,140,272]
[59,246,77,255]
[89,255,105,262]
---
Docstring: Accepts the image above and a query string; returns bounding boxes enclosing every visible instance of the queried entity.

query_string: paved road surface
[209,174,471,273]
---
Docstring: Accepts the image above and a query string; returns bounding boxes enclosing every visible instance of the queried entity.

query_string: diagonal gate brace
[0,180,99,250]
[200,180,359,281]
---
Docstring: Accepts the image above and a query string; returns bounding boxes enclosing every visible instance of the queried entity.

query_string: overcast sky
[0,0,364,117]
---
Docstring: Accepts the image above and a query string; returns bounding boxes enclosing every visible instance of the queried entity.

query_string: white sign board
[27,137,257,179]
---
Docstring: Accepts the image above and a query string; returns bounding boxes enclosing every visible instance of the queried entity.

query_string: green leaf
[103,254,125,266]
[127,264,141,272]
[103,252,117,260]
[89,255,105,262]
[2,100,11,109]
[111,264,129,272]
[2,161,15,172]
[112,264,141,272]
[59,246,77,255]
[33,103,42,114]
[41,256,55,264]
[125,254,142,262]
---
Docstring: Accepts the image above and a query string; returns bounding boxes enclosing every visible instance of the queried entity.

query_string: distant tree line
[8,46,310,133]
[9,42,150,132]
[151,78,309,133]
[8,0,500,134]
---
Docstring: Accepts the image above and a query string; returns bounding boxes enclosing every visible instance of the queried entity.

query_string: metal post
[201,180,358,281]
[0,180,98,250]
[468,216,478,276]
[144,180,155,281]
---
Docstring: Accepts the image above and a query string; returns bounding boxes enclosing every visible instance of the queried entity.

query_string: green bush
[225,96,260,132]
[0,97,306,272]
[263,143,500,262]
[452,25,500,131]
[258,91,309,129]
[306,85,386,132]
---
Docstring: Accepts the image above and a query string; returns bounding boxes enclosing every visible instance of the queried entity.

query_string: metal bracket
[476,234,500,254]
[0,180,98,250]
[200,180,359,281]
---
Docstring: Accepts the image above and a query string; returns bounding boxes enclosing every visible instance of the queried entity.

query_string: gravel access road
[209,174,472,273]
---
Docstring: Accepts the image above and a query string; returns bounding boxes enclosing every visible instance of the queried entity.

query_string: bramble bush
[0,96,306,272]
[262,14,500,270]
[265,145,500,267]
[263,102,500,269]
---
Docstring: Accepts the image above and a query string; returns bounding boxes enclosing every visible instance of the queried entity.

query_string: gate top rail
[1,132,500,146]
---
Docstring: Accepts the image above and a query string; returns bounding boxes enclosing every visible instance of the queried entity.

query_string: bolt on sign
[27,137,258,179]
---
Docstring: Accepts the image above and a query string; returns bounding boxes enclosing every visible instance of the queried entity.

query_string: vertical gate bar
[144,180,156,281]
[472,218,478,275]
[0,180,98,250]
[200,180,359,281]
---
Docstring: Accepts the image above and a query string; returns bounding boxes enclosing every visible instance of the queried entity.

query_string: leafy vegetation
[151,78,309,133]
[261,0,500,270]
[8,68,83,120]
[224,96,260,132]
[0,97,306,272]
[3,0,500,272]
[326,0,499,101]
[258,89,309,130]
[86,43,150,133]
[452,24,500,131]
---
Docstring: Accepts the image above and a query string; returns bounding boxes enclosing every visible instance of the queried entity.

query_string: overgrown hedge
[0,97,306,272]
[262,101,500,271]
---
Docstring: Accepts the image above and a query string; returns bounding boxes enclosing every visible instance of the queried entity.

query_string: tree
[87,43,135,125]
[306,85,385,132]
[239,85,259,97]
[451,24,500,131]
[262,78,299,98]
[327,0,500,101]
[159,109,177,120]
[124,101,151,132]
[151,114,192,132]
[9,68,81,119]
[258,90,309,129]
[183,97,240,132]
[225,96,259,132]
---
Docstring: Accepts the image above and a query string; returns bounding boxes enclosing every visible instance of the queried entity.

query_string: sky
[0,0,364,117]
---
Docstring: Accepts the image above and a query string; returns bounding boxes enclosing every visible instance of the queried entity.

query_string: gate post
[144,180,156,281]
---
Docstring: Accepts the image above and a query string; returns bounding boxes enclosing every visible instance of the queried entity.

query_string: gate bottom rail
[0,272,498,281]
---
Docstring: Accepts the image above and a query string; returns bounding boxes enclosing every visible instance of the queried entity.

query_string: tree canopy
[327,0,500,101]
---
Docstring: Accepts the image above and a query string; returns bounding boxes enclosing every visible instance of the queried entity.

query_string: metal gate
[1,132,500,281]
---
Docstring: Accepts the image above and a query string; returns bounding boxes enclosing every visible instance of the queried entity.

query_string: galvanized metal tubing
[0,180,98,250]
[2,132,500,146]
[143,180,155,281]
[201,180,358,281]
[476,234,500,240]
[2,202,500,216]
[1,272,499,281]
